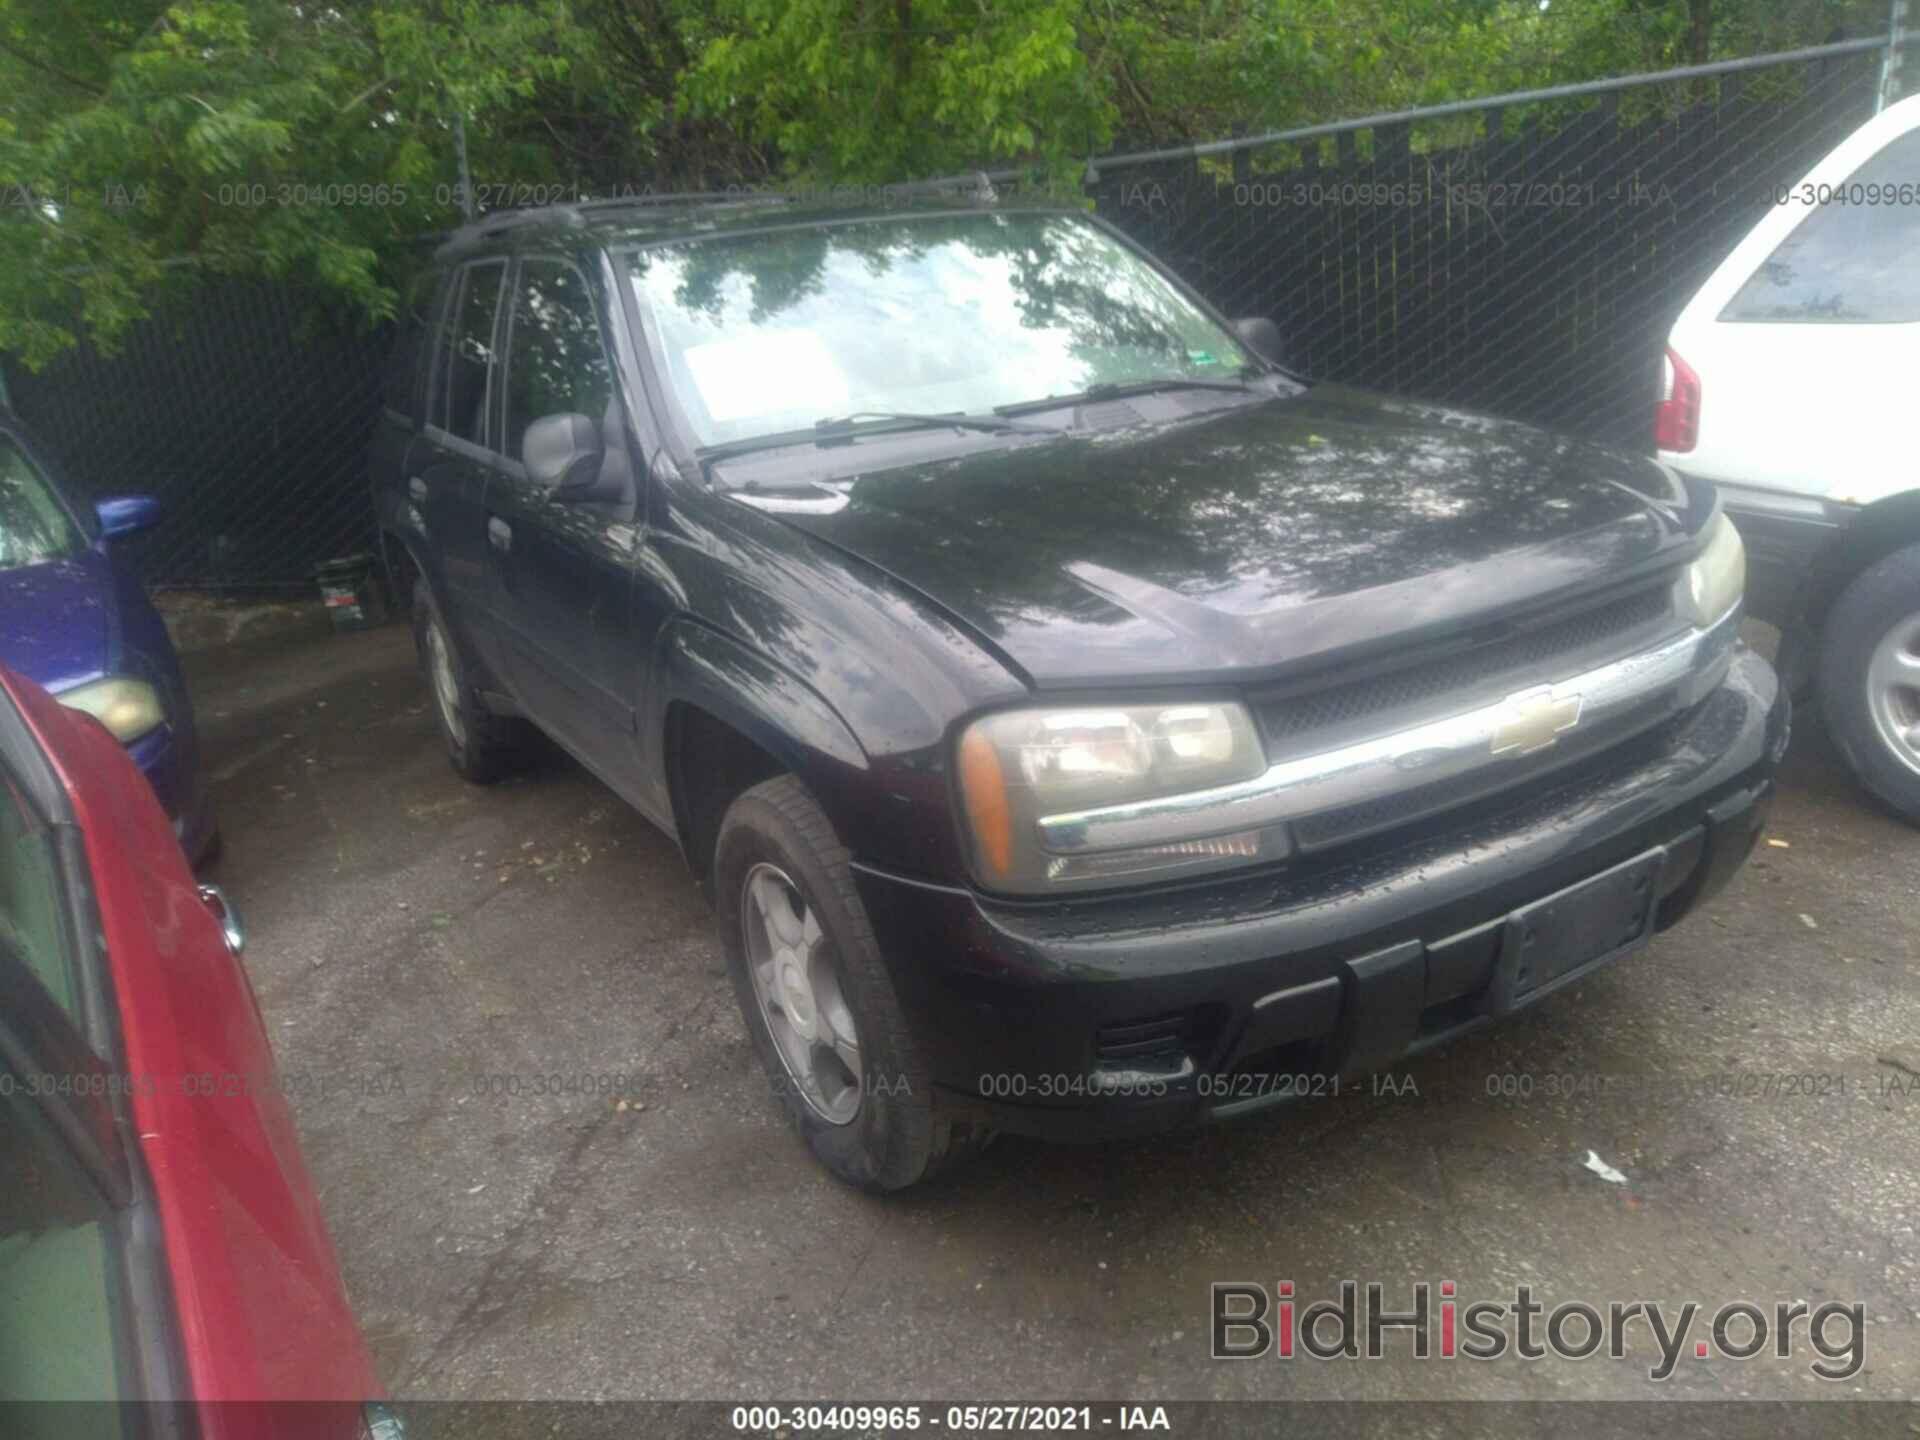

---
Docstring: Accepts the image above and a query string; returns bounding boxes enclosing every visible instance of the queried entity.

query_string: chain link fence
[4,278,392,591]
[1,38,1910,593]
[1080,41,1897,453]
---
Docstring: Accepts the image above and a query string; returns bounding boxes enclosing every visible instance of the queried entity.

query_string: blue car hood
[0,551,113,693]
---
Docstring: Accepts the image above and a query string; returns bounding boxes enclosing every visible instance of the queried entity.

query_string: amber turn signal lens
[958,726,1013,879]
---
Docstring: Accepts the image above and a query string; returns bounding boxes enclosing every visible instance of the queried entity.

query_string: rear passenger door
[415,259,511,676]
[485,254,647,795]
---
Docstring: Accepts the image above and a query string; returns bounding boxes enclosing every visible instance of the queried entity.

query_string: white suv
[1659,92,1920,821]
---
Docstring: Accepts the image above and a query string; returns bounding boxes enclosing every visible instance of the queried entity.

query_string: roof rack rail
[437,204,584,249]
[434,188,798,256]
[572,190,794,212]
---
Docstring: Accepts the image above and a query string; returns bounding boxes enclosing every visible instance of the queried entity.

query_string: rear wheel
[412,581,524,784]
[1819,544,1920,824]
[714,775,990,1189]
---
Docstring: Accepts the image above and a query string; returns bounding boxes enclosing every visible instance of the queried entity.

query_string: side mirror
[95,494,162,539]
[522,413,605,496]
[1233,317,1285,366]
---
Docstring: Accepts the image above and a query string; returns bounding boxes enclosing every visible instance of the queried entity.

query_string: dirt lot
[182,620,1919,1409]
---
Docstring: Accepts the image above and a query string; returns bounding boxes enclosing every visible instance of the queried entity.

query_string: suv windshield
[0,437,85,573]
[625,212,1254,449]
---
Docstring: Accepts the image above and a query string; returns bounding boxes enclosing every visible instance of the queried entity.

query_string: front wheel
[714,775,989,1189]
[1818,543,1920,824]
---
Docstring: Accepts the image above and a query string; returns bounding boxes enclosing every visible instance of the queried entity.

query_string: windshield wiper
[811,410,1049,441]
[696,410,1046,472]
[994,372,1260,415]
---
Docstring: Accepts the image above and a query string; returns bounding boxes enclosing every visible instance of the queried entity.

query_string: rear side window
[1722,127,1920,324]
[432,260,507,447]
[504,259,615,463]
[381,270,445,420]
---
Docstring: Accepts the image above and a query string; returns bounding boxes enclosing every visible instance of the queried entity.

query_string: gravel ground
[183,620,1919,1412]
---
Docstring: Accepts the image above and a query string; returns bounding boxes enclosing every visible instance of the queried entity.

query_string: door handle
[488,516,513,553]
[408,476,429,502]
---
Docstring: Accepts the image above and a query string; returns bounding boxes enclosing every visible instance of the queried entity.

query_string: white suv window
[1720,127,1920,324]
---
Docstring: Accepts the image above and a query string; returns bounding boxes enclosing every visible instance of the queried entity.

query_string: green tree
[0,0,586,367]
[0,0,1891,367]
[679,0,1109,180]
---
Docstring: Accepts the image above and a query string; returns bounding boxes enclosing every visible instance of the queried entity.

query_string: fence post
[1881,0,1911,112]
[453,111,476,221]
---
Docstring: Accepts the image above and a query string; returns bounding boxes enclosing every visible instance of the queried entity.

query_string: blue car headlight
[57,676,167,743]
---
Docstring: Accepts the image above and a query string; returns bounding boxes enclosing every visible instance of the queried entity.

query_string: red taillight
[1655,346,1700,453]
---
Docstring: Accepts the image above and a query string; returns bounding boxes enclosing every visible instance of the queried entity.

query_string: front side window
[626,213,1254,448]
[504,259,615,462]
[436,260,507,447]
[0,761,80,1022]
[1722,127,1920,324]
[0,745,130,1413]
[0,438,84,573]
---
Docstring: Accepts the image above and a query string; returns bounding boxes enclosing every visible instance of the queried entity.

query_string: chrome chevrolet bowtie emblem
[1491,685,1583,757]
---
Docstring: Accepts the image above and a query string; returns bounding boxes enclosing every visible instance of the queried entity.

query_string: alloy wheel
[740,862,863,1125]
[1866,610,1920,779]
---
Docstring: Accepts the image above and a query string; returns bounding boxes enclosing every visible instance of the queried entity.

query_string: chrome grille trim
[1251,583,1674,742]
[1035,606,1741,857]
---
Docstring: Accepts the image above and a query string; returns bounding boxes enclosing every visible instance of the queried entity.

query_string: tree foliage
[0,0,1895,365]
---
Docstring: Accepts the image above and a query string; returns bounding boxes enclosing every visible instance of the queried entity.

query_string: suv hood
[760,385,1694,687]
[0,553,113,693]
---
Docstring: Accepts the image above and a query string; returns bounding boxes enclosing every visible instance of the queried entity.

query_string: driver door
[483,254,649,800]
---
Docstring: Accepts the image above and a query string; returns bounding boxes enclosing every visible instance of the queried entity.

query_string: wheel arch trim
[648,618,872,877]
[1798,490,1920,638]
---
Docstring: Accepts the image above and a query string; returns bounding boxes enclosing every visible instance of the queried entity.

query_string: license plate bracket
[1485,846,1667,1015]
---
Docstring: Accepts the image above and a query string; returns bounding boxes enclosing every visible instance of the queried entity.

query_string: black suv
[373,197,1787,1189]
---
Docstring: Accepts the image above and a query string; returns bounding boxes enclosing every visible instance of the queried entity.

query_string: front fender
[645,618,979,885]
[650,617,868,777]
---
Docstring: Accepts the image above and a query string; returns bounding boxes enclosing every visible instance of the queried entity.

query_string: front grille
[1252,583,1674,747]
[1290,703,1684,853]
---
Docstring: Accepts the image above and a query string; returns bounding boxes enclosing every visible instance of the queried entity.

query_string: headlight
[1678,511,1746,628]
[57,676,166,742]
[956,701,1280,893]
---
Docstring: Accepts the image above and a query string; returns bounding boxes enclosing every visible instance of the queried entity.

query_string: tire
[412,580,525,784]
[1818,543,1920,825]
[714,775,990,1190]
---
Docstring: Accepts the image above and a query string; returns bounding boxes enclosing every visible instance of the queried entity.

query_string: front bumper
[853,646,1787,1141]
[126,722,216,865]
[1715,485,1858,628]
